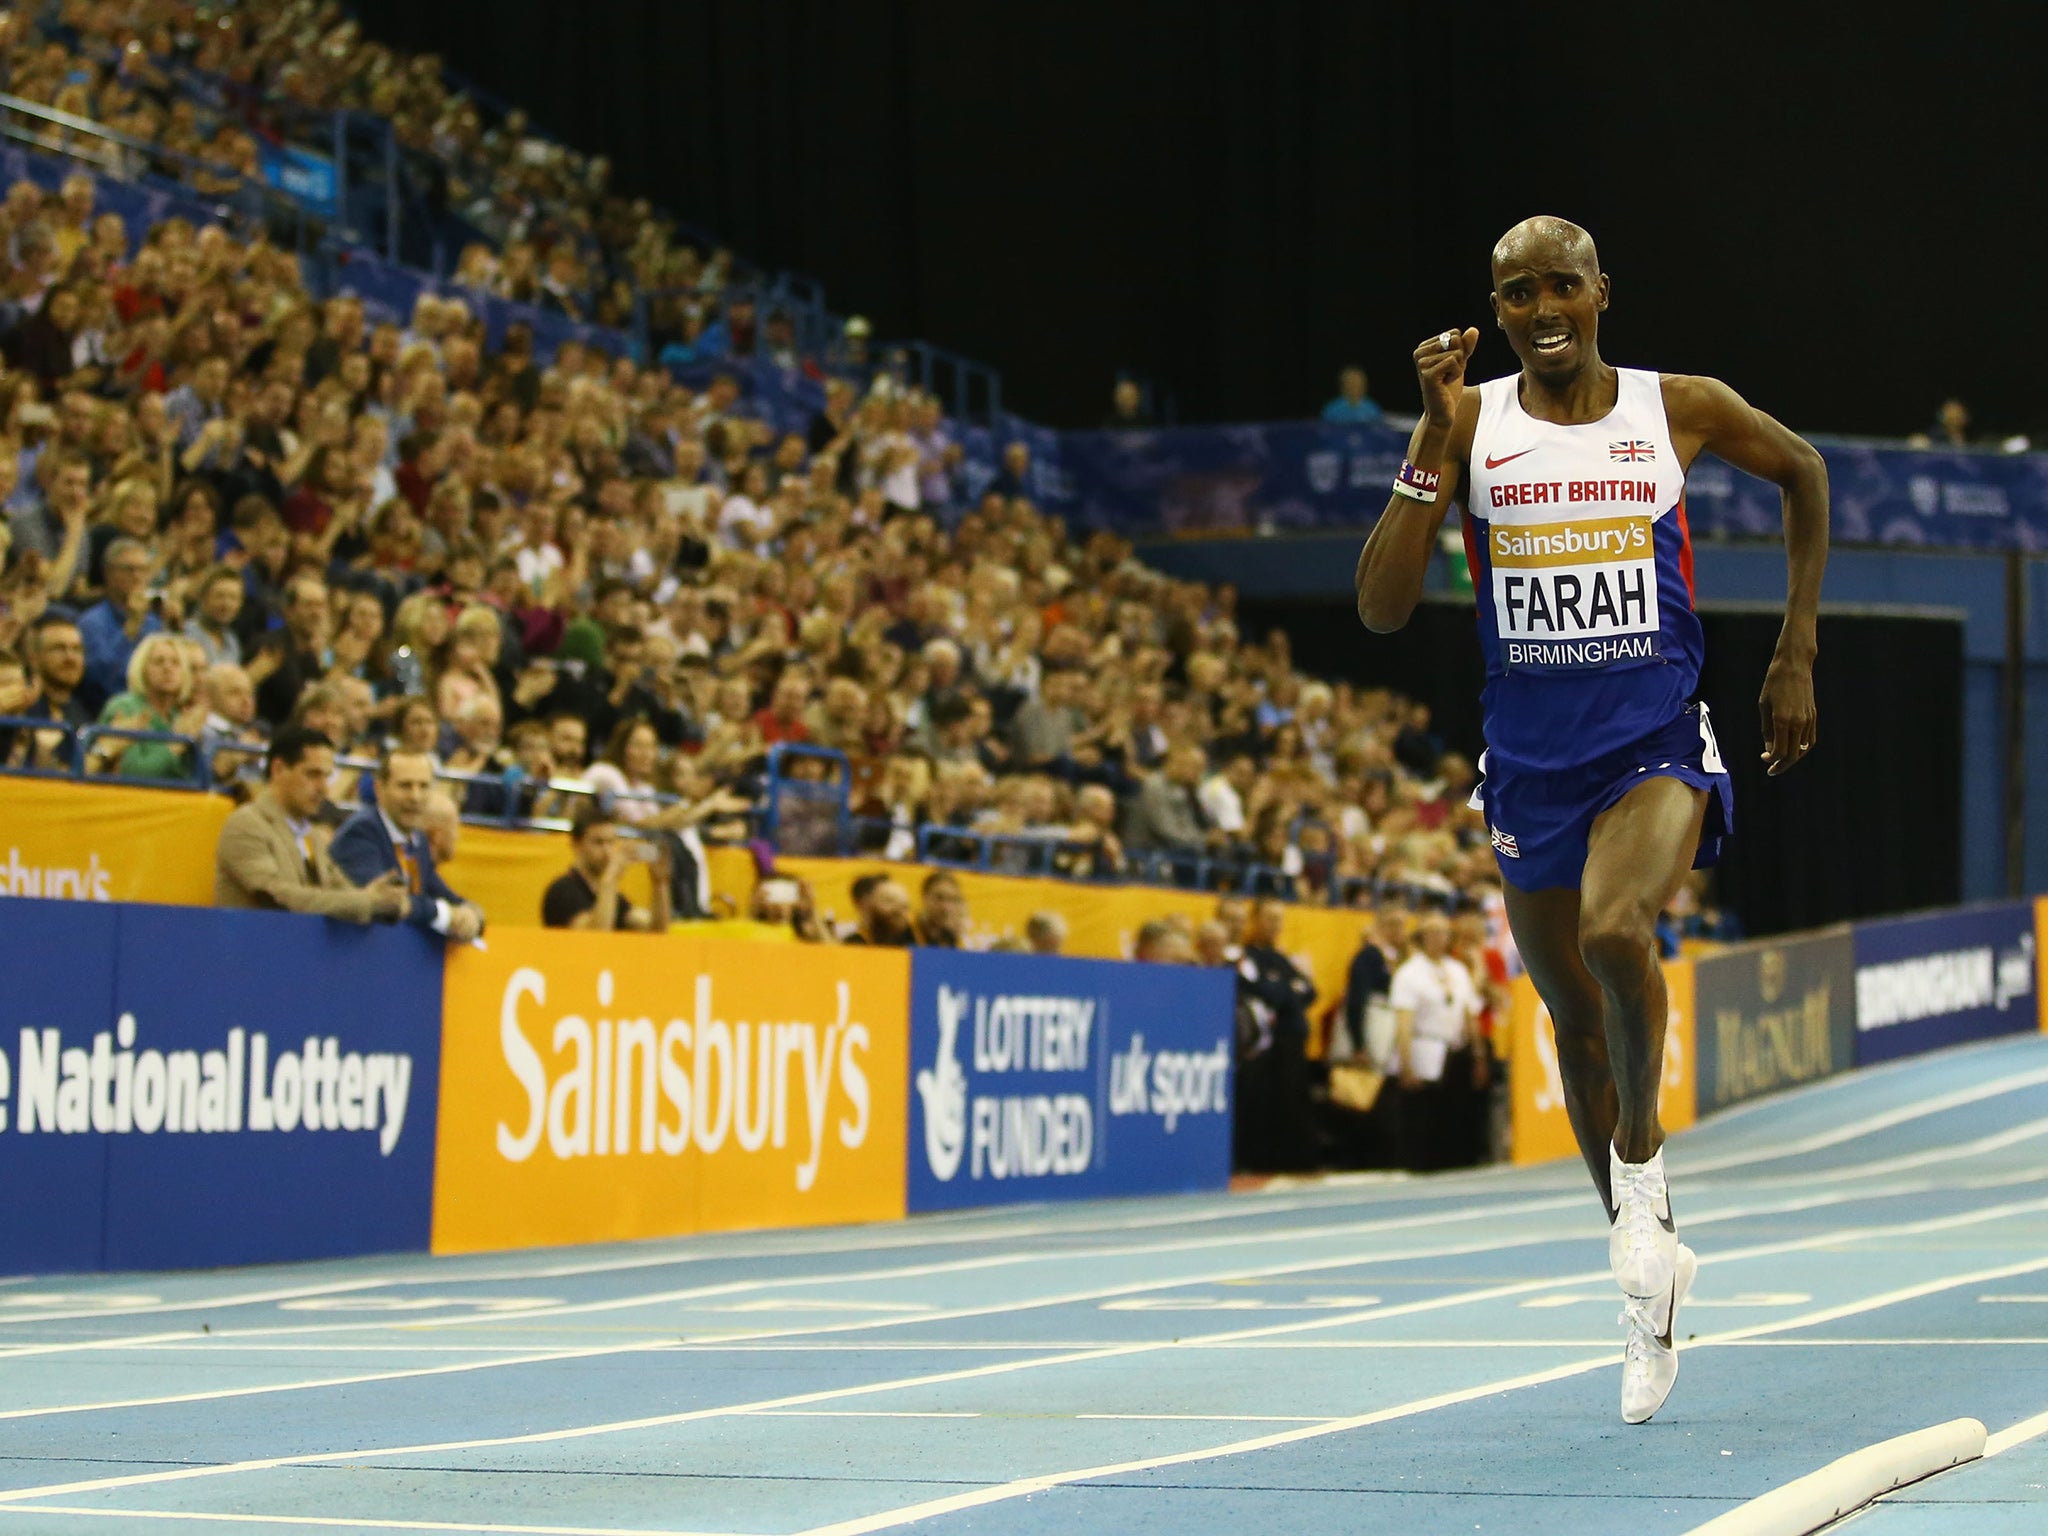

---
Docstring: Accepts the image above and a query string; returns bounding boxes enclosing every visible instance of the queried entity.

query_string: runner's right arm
[1355,327,1480,632]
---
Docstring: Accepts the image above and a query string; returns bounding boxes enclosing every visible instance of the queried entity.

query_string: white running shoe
[1621,1242,1696,1425]
[1609,1143,1679,1300]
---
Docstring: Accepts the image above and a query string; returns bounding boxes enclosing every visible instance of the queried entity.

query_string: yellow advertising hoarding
[0,776,228,905]
[435,822,679,929]
[0,777,1369,1027]
[767,855,1373,1027]
[432,929,911,1253]
[2037,897,2048,1033]
[1508,960,1697,1166]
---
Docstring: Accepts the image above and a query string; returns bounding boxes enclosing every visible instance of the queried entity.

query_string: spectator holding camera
[542,804,672,932]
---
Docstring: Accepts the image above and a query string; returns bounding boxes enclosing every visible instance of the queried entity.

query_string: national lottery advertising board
[906,949,1235,1211]
[0,900,442,1273]
[1851,901,2038,1065]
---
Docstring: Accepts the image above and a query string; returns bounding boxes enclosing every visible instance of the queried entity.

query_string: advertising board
[1851,902,2038,1065]
[905,950,1234,1211]
[0,900,442,1271]
[1507,962,1696,1167]
[432,931,910,1253]
[1692,928,1857,1112]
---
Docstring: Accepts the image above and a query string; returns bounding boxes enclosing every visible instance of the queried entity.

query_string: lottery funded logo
[915,987,971,1182]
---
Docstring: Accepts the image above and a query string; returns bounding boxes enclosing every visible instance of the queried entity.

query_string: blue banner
[258,141,339,219]
[0,900,442,1272]
[905,949,1234,1212]
[1054,421,1406,537]
[0,900,119,1272]
[1045,418,2048,551]
[1851,902,2038,1065]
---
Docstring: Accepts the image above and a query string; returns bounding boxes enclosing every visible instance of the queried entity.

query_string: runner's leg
[1579,775,1709,1164]
[1501,883,1618,1217]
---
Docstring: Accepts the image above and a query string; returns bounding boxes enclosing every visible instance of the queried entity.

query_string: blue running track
[5,1035,2048,1535]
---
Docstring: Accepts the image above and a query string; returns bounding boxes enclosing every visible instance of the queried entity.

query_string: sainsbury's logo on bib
[1492,519,1650,565]
[1491,514,1661,672]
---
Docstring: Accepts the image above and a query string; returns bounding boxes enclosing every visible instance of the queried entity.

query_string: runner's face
[1490,240,1608,384]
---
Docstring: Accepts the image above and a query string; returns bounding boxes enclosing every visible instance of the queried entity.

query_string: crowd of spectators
[2,0,764,349]
[0,160,1514,933]
[0,4,1779,1186]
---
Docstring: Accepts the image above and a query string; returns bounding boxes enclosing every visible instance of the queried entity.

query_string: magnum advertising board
[1691,926,1857,1113]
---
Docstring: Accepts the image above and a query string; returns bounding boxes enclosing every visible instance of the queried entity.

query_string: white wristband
[1390,480,1438,504]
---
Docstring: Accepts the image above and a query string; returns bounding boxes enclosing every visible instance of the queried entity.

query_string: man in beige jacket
[215,724,408,923]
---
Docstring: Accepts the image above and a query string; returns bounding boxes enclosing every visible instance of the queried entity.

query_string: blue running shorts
[1469,700,1735,893]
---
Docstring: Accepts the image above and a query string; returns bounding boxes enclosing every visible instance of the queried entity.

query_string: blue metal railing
[0,90,326,254]
[0,723,1463,910]
[762,745,853,855]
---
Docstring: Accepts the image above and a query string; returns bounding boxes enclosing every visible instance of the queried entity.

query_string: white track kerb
[1680,1418,1987,1536]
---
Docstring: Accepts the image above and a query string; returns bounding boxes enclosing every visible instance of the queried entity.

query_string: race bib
[1490,516,1661,671]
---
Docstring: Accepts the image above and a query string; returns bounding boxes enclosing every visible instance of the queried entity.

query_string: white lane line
[10,1050,2038,1334]
[0,1510,734,1536]
[6,1171,2046,1423]
[1686,1067,2048,1174]
[0,1192,1423,1328]
[786,1255,2048,1536]
[20,1149,2038,1371]
[0,1221,1596,1423]
[0,1278,424,1329]
[0,1332,194,1361]
[0,1179,1523,1329]
[0,1346,615,1422]
[1985,1404,2048,1457]
[620,1337,2048,1352]
[4,1193,2046,1509]
[1688,1034,2048,1132]
[1075,1414,1331,1422]
[1697,1116,2048,1189]
[0,1190,1595,1358]
[749,1417,978,1425]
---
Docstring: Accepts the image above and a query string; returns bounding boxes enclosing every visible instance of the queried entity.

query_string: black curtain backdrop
[1239,595,1963,938]
[350,0,2046,433]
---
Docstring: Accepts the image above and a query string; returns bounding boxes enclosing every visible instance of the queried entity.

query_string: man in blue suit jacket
[331,749,486,942]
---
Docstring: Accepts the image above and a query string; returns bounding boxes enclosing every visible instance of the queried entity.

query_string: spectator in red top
[755,669,813,747]
[283,445,349,543]
[394,431,438,513]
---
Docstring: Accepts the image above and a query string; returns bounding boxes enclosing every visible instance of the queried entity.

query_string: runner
[1354,215,1827,1422]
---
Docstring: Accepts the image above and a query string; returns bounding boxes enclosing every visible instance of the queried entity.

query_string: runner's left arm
[1665,375,1828,777]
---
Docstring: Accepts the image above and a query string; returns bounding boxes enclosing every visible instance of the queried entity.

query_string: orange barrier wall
[432,930,910,1254]
[1507,961,1697,1166]
[2038,896,2048,1033]
[0,777,1367,1003]
[0,777,228,905]
[766,855,1373,1018]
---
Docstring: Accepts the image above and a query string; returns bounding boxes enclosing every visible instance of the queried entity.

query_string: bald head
[1491,216,1599,282]
[1490,216,1608,380]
